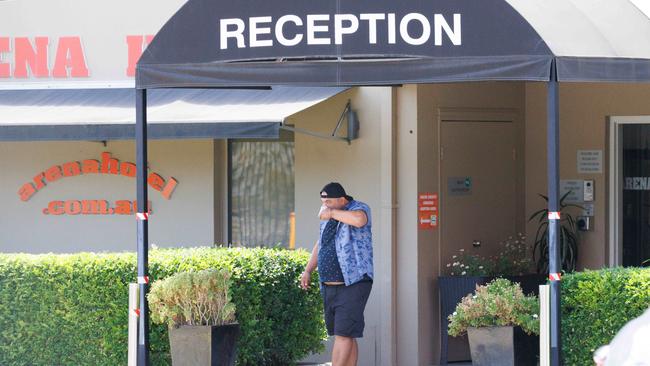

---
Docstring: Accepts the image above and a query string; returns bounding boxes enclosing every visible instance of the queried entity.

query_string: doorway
[440,117,519,263]
[609,116,650,267]
[439,109,522,361]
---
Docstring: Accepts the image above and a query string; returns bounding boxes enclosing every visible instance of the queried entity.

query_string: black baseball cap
[320,182,353,201]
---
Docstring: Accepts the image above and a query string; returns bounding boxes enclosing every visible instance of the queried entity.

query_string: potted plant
[528,191,582,273]
[448,278,540,366]
[148,269,239,366]
[438,233,544,364]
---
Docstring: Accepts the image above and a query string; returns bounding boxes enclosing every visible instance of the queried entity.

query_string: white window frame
[608,116,650,266]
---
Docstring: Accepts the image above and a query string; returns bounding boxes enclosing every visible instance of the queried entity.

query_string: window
[229,141,295,247]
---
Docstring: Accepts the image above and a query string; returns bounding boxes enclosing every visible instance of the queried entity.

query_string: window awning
[0,87,348,141]
[136,0,650,88]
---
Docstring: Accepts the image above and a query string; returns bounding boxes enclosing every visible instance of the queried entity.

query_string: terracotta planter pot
[467,326,538,366]
[169,323,239,366]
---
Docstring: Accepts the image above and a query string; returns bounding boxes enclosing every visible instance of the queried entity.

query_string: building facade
[3,1,650,365]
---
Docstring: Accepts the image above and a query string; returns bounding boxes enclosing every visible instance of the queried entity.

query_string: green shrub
[0,247,326,365]
[561,267,650,366]
[448,278,539,337]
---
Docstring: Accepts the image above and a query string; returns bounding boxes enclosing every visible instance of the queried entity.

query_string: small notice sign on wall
[577,150,603,174]
[448,177,472,196]
[418,193,438,230]
[560,180,584,204]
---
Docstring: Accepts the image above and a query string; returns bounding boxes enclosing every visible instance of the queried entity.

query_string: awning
[136,0,650,88]
[0,87,348,141]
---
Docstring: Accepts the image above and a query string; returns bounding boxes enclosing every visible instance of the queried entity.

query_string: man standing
[300,182,373,366]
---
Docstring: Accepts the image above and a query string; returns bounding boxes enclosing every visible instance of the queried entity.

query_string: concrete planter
[169,323,240,366]
[438,274,545,364]
[467,326,538,366]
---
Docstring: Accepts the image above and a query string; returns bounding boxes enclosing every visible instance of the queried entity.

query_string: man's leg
[348,338,358,366]
[332,335,355,366]
[333,280,372,366]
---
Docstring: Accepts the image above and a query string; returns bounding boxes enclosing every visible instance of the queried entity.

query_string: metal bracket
[280,100,359,144]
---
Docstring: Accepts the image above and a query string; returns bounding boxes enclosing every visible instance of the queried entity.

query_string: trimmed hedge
[561,267,650,366]
[0,247,326,365]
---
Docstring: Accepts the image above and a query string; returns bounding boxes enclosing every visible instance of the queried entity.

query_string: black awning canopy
[136,0,650,88]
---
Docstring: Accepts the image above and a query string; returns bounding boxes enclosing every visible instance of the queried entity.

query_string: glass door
[621,124,650,267]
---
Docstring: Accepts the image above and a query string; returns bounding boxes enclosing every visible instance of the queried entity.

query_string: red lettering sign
[126,35,154,77]
[18,183,36,202]
[18,152,179,202]
[52,37,89,78]
[161,177,178,199]
[0,37,9,78]
[148,173,165,192]
[62,162,81,177]
[42,199,152,216]
[0,36,91,79]
[120,162,136,177]
[44,165,63,182]
[418,193,438,230]
[82,159,100,174]
[14,37,50,78]
[101,152,120,174]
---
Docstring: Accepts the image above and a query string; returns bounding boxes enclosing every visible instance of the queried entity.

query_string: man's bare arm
[301,241,319,290]
[320,208,367,228]
[305,241,319,274]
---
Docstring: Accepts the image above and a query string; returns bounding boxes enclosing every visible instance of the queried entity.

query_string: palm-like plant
[528,191,581,273]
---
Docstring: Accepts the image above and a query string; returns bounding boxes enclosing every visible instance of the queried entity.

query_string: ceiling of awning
[0,87,348,141]
[136,0,650,88]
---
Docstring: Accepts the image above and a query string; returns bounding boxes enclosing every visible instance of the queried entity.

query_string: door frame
[437,107,523,273]
[607,115,650,266]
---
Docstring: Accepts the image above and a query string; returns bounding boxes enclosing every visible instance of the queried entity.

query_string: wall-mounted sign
[0,35,155,81]
[418,193,438,230]
[42,199,152,216]
[448,177,472,196]
[219,13,461,51]
[560,180,584,203]
[17,152,178,216]
[577,150,603,174]
[0,0,185,89]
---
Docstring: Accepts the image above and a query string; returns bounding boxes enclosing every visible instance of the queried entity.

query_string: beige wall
[395,84,421,365]
[0,139,215,253]
[524,82,650,270]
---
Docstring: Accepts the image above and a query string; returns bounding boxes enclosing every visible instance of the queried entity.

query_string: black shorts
[320,277,372,338]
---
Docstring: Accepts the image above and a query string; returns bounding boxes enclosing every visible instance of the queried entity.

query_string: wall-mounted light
[281,99,360,144]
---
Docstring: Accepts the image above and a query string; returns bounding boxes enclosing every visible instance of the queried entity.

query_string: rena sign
[220,13,461,49]
[0,0,186,88]
[0,35,154,80]
[17,152,179,216]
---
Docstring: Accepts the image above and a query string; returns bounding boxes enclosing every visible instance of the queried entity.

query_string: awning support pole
[547,60,562,366]
[136,88,150,366]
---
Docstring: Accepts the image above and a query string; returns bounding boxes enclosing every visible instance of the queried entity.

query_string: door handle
[472,240,482,248]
